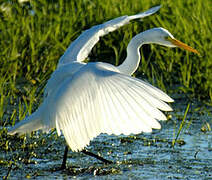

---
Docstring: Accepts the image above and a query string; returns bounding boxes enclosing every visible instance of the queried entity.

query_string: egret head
[145,27,199,54]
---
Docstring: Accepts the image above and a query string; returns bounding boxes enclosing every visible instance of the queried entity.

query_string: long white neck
[117,30,150,75]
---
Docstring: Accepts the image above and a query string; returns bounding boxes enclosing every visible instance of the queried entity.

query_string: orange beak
[168,37,200,55]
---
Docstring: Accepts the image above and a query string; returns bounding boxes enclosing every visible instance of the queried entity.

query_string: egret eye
[165,36,173,41]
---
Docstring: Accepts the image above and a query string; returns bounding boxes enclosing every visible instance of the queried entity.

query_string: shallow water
[1,96,212,179]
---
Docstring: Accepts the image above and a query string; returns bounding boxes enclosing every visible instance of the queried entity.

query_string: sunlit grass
[0,0,211,127]
[172,103,190,147]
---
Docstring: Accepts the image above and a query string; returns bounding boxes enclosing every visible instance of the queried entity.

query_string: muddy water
[1,97,212,179]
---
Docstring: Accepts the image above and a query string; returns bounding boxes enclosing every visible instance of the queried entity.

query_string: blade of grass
[172,103,190,148]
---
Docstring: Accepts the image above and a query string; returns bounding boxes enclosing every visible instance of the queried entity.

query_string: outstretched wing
[49,62,173,152]
[57,6,161,67]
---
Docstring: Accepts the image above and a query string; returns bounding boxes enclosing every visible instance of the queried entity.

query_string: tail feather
[8,111,43,135]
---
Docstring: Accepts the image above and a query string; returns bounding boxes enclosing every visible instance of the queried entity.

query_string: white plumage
[8,6,198,152]
[58,5,161,66]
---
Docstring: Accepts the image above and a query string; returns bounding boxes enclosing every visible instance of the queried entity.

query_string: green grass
[0,0,211,126]
[172,103,190,147]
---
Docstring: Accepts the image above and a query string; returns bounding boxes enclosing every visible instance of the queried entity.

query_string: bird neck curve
[117,31,148,75]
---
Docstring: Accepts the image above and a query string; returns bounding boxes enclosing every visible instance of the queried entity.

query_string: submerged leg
[81,149,113,164]
[60,145,69,169]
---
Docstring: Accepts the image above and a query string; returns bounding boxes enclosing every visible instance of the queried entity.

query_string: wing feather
[109,79,161,130]
[131,77,174,103]
[49,63,172,151]
[116,76,172,115]
[107,81,138,134]
[100,80,120,134]
[58,6,161,67]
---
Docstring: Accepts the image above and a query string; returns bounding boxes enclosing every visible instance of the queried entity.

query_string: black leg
[81,149,113,164]
[60,146,113,170]
[60,145,69,170]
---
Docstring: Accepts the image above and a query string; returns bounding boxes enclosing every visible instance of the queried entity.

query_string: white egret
[8,6,199,169]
